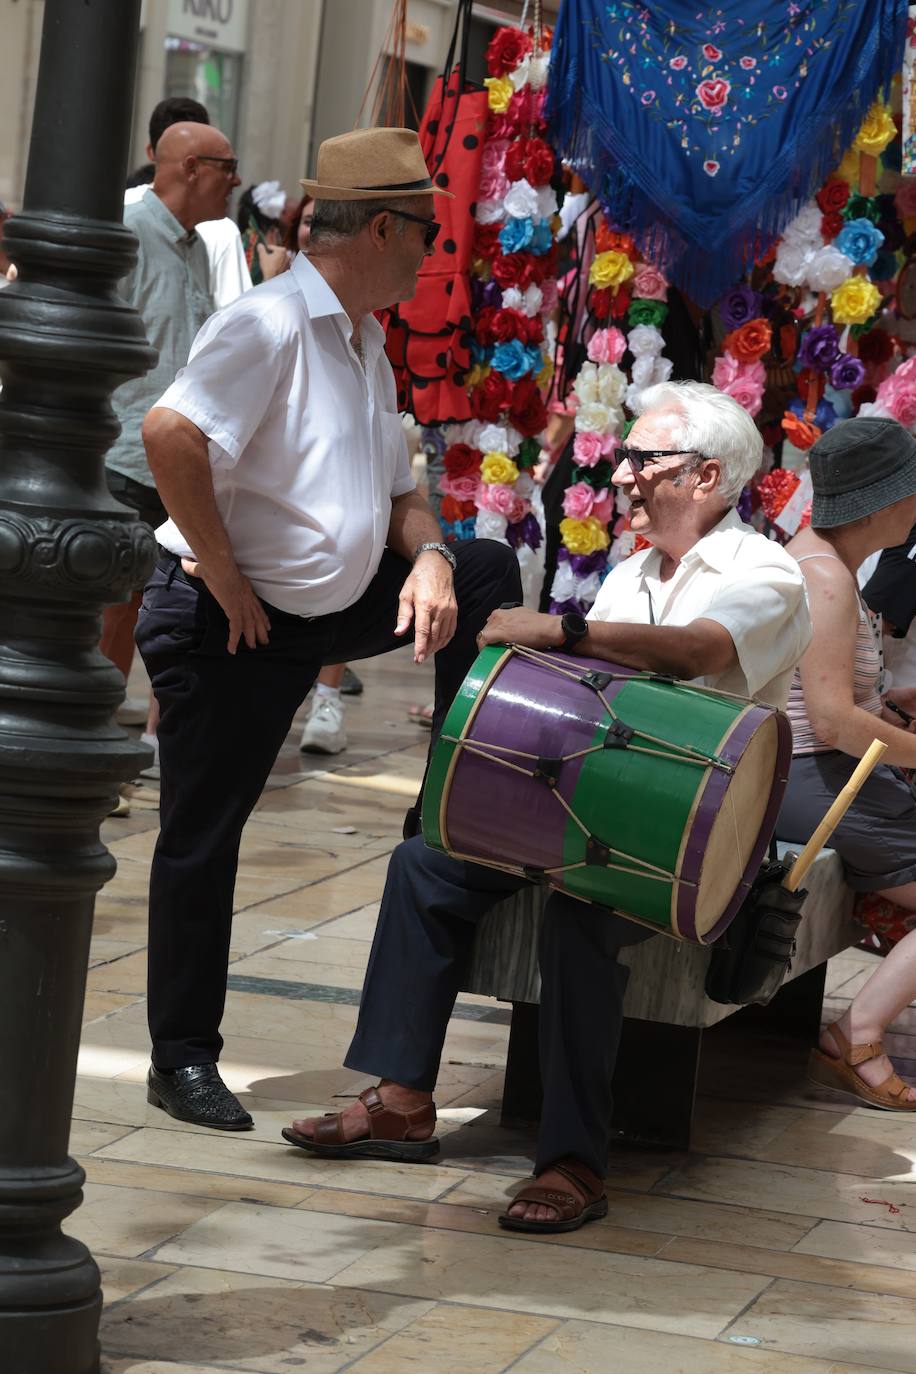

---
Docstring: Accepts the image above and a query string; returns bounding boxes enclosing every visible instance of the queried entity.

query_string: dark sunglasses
[196,155,239,175]
[612,446,696,473]
[383,207,441,249]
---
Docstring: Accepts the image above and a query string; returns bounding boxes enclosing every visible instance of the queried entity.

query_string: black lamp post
[0,2,156,1369]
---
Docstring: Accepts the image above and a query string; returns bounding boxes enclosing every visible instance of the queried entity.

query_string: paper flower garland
[436,23,556,603]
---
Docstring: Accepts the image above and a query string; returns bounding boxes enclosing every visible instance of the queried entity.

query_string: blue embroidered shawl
[548,0,906,305]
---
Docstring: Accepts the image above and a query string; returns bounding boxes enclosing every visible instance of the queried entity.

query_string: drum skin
[423,646,793,944]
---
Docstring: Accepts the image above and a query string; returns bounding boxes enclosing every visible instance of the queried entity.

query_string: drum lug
[581,669,614,691]
[603,720,635,749]
[523,865,548,884]
[534,756,564,787]
[585,836,611,866]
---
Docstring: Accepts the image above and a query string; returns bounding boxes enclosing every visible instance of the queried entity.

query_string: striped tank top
[786,553,884,755]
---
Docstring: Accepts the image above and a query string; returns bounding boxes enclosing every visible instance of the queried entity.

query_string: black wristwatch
[559,610,589,653]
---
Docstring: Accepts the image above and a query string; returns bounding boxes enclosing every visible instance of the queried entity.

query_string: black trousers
[135,539,521,1069]
[345,836,655,1178]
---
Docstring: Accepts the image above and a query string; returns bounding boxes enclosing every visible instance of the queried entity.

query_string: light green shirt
[107,192,213,487]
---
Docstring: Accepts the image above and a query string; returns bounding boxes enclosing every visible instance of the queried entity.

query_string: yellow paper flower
[480,452,520,485]
[830,276,881,325]
[588,250,635,291]
[852,101,897,158]
[560,516,610,556]
[536,356,555,390]
[484,76,513,113]
[465,363,491,389]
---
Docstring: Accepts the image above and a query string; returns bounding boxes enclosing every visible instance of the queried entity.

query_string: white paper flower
[447,420,482,448]
[509,51,550,92]
[574,570,603,603]
[503,178,539,220]
[536,185,558,220]
[597,363,627,407]
[573,362,599,405]
[856,399,893,419]
[501,283,543,317]
[475,509,508,540]
[631,355,657,388]
[651,355,673,384]
[475,199,505,225]
[773,240,815,287]
[627,324,665,358]
[806,245,855,293]
[626,382,646,411]
[514,471,535,498]
[781,202,822,248]
[478,424,509,454]
[575,402,614,433]
[550,562,578,601]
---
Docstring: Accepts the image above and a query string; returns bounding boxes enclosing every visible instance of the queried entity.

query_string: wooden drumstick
[783,739,888,893]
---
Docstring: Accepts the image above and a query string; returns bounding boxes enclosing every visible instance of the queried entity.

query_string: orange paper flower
[723,318,772,364]
[594,225,638,258]
[781,413,822,451]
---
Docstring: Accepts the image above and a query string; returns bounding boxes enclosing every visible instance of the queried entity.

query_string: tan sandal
[808,1022,916,1111]
[281,1086,439,1161]
[498,1156,609,1234]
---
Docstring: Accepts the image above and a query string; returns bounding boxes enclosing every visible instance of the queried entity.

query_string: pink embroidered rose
[632,265,669,301]
[712,351,740,388]
[669,55,688,71]
[587,327,627,365]
[573,431,614,467]
[703,160,720,177]
[563,482,597,520]
[641,90,656,106]
[703,43,722,61]
[696,78,730,111]
[740,56,756,69]
[773,86,787,100]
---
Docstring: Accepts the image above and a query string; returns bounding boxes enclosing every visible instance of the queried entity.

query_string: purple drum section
[443,650,631,873]
[675,705,792,944]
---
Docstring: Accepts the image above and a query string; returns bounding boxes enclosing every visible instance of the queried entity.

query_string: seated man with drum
[283,381,813,1234]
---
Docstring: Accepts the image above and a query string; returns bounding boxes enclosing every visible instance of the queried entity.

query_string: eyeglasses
[612,446,697,474]
[196,156,239,175]
[382,207,441,249]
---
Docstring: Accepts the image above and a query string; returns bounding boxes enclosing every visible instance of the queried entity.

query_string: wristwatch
[414,541,458,572]
[559,610,589,653]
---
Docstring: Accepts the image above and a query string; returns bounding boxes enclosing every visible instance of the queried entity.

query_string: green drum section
[557,675,748,922]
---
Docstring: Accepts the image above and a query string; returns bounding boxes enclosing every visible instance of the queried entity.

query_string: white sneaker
[299,694,347,754]
[117,698,148,726]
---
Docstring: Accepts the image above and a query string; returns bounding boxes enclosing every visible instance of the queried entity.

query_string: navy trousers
[136,539,521,1069]
[345,836,655,1177]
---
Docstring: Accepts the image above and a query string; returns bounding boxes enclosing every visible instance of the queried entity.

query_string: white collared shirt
[124,186,252,307]
[587,509,812,707]
[155,254,415,616]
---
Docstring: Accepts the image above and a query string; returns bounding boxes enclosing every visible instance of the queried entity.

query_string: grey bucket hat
[809,417,916,528]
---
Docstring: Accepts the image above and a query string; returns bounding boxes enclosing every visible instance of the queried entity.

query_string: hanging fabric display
[436,18,557,604]
[547,0,907,305]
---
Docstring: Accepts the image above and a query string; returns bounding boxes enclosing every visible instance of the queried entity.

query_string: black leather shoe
[340,667,363,696]
[147,1063,254,1131]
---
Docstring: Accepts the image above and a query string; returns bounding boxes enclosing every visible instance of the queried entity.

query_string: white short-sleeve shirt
[154,254,415,617]
[587,509,812,708]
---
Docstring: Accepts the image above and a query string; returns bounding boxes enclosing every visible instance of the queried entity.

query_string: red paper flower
[595,225,638,257]
[857,329,894,365]
[609,284,633,320]
[509,375,548,437]
[471,372,513,422]
[490,308,529,343]
[820,210,844,241]
[443,443,482,480]
[486,27,532,77]
[758,468,801,520]
[781,414,821,451]
[504,137,554,188]
[723,318,772,363]
[851,383,878,410]
[589,287,613,320]
[441,495,477,522]
[473,222,503,263]
[816,178,850,215]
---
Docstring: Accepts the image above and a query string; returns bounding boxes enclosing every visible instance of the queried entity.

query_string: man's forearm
[581,619,734,680]
[387,489,443,563]
[142,407,238,574]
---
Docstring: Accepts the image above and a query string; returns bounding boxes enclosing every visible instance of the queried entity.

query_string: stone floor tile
[660,1235,916,1302]
[729,1277,916,1371]
[98,1256,177,1304]
[757,1109,916,1179]
[102,1265,434,1373]
[656,1155,916,1231]
[67,1181,223,1259]
[330,1224,770,1337]
[690,1099,807,1158]
[87,949,149,996]
[345,1302,559,1373]
[71,1120,137,1156]
[94,1126,471,1201]
[154,1201,408,1284]
[509,1320,882,1374]
[84,1157,314,1209]
[83,992,142,1024]
[89,937,147,968]
[793,1219,916,1273]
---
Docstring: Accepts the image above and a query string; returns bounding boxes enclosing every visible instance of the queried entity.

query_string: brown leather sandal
[808,1022,916,1112]
[498,1156,609,1234]
[281,1086,440,1161]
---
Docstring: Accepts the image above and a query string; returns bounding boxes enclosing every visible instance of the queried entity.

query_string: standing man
[137,128,521,1130]
[103,121,240,812]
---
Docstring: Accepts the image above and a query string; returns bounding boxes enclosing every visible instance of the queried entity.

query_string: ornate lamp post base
[0,2,156,1369]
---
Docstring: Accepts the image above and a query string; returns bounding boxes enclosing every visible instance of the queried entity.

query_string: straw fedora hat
[300,127,454,200]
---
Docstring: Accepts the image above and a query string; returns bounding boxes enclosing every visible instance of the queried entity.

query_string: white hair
[632,380,764,504]
[309,195,425,248]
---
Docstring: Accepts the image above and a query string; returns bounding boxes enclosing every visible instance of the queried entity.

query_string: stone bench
[460,844,859,1149]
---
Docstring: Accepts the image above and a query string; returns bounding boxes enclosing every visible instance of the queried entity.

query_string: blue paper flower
[834,217,885,268]
[470,340,494,365]
[529,219,554,255]
[789,395,838,431]
[492,339,534,381]
[499,217,535,254]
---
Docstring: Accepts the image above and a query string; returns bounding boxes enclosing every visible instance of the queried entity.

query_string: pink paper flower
[563,481,597,519]
[479,169,509,202]
[587,327,627,365]
[505,494,531,524]
[723,376,763,416]
[573,431,615,467]
[481,139,510,176]
[440,473,481,502]
[632,265,669,301]
[712,351,740,388]
[591,489,614,525]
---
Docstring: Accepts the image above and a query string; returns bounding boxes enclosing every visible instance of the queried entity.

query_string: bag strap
[429,0,476,175]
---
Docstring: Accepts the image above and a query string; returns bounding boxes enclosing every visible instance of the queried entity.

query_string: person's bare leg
[101,590,142,679]
[317,664,346,690]
[289,1080,434,1141]
[823,891,916,1098]
[145,695,160,738]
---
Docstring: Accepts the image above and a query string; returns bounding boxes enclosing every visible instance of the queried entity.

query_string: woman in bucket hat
[777,417,916,1109]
